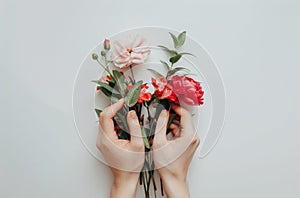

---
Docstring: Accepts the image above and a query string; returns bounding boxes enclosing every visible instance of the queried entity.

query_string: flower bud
[101,50,106,56]
[92,53,98,60]
[104,39,110,50]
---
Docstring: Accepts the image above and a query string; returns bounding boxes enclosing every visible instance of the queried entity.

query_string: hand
[96,99,145,198]
[152,105,200,198]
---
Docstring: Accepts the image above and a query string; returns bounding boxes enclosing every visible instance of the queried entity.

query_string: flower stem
[130,65,136,83]
[160,177,164,196]
[96,58,112,76]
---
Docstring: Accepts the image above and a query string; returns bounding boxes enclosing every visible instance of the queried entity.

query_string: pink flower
[168,75,204,106]
[112,35,151,68]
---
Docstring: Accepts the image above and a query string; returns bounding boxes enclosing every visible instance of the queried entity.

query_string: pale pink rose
[112,35,151,68]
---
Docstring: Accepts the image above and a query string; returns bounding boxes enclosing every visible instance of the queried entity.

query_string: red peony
[127,83,152,104]
[169,75,204,106]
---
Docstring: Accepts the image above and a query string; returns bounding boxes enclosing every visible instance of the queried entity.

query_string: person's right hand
[152,105,200,198]
[96,99,145,198]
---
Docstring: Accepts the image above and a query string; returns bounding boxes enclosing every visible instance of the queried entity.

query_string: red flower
[169,75,204,106]
[127,83,152,104]
[152,77,179,103]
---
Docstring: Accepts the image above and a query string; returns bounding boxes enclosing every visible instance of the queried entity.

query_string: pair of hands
[96,99,200,198]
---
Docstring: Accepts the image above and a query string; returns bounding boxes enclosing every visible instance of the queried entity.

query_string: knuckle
[99,111,109,119]
[132,141,144,151]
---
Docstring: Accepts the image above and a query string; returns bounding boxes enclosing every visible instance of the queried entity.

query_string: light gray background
[1,0,299,197]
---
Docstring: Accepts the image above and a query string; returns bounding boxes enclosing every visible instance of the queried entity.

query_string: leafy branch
[158,31,195,72]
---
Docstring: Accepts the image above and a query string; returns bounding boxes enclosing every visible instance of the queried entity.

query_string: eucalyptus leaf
[147,69,164,77]
[169,32,179,49]
[177,31,186,48]
[169,54,182,64]
[125,80,143,107]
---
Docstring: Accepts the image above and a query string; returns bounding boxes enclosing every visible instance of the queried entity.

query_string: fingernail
[130,111,137,119]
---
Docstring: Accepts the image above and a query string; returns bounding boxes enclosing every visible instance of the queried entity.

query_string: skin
[96,99,200,198]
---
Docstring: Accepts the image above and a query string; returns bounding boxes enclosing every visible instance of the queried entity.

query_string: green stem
[130,65,135,83]
[96,59,112,76]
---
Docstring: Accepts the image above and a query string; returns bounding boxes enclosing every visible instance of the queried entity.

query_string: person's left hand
[96,98,145,198]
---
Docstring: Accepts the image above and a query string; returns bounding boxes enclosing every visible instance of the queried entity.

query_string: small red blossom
[127,83,152,104]
[152,77,179,103]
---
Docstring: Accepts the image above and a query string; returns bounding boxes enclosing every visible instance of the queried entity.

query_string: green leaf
[112,70,123,81]
[112,70,127,95]
[160,60,170,71]
[99,86,112,96]
[169,54,182,64]
[169,32,179,49]
[142,127,150,149]
[157,45,178,56]
[147,69,164,77]
[125,80,143,107]
[95,108,102,118]
[91,80,114,93]
[177,31,186,48]
[180,52,195,57]
[168,67,190,76]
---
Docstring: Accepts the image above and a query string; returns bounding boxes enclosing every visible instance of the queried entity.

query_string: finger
[127,111,143,150]
[169,123,180,137]
[101,98,125,119]
[99,98,124,138]
[153,110,169,145]
[171,105,194,133]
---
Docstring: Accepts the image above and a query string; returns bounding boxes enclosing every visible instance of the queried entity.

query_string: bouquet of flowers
[92,31,204,197]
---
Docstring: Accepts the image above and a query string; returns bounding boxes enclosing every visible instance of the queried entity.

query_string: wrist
[110,173,139,198]
[161,176,190,198]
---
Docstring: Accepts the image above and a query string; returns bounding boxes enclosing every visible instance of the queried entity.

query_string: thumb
[127,111,143,149]
[153,110,169,146]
